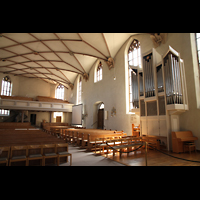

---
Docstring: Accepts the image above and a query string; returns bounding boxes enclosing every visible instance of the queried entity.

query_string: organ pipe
[143,53,155,98]
[164,52,183,105]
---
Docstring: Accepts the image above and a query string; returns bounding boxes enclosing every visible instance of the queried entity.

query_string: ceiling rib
[0,33,139,88]
[3,51,108,62]
[0,39,82,50]
[102,33,111,58]
[28,33,72,84]
[53,33,86,74]
[0,36,54,85]
[78,33,108,60]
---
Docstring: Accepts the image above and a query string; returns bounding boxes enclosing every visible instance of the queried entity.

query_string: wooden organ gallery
[130,46,188,150]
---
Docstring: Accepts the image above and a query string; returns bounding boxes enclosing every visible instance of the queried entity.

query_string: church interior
[0,33,200,166]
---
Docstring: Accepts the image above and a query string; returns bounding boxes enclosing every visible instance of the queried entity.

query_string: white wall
[0,74,72,125]
[69,33,200,146]
[2,33,200,149]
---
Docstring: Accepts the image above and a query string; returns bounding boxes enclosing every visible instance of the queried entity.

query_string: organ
[130,46,188,150]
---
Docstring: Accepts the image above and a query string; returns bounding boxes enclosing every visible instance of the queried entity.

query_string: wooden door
[56,116,61,122]
[97,109,104,129]
[30,114,36,125]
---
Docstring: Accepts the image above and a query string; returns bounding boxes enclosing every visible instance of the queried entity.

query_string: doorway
[30,114,36,126]
[56,116,61,122]
[97,109,104,129]
[97,103,104,129]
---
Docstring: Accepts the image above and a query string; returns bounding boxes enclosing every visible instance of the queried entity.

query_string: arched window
[1,76,12,96]
[55,84,64,100]
[0,76,12,116]
[95,61,103,83]
[128,39,141,111]
[196,33,200,70]
[97,62,103,82]
[128,39,141,68]
[78,76,82,104]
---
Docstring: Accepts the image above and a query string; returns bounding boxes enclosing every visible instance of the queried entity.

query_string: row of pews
[44,126,148,157]
[0,123,71,166]
[46,126,168,157]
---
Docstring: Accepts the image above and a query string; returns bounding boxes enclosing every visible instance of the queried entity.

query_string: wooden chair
[77,132,83,146]
[184,142,196,154]
[43,144,58,166]
[69,131,73,144]
[95,138,104,154]
[82,133,89,148]
[9,145,28,166]
[27,145,44,166]
[73,132,78,145]
[56,143,72,166]
[95,138,110,155]
[0,146,10,166]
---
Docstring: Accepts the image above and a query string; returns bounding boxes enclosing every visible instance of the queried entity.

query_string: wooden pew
[64,128,126,151]
[36,96,69,103]
[0,95,34,101]
[0,129,68,166]
[141,135,167,150]
[102,136,143,158]
[0,122,32,129]
[0,129,66,147]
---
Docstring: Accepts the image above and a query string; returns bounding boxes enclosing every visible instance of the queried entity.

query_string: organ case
[131,46,188,150]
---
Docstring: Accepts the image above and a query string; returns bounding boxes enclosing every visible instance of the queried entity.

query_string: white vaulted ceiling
[0,33,139,89]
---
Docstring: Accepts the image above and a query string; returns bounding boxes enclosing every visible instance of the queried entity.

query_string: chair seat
[99,144,107,147]
[11,155,27,160]
[44,153,57,157]
[58,151,71,155]
[29,154,43,158]
[0,157,7,161]
[184,142,195,145]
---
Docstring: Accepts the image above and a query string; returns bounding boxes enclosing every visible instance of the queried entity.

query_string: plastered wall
[1,33,200,149]
[69,33,200,148]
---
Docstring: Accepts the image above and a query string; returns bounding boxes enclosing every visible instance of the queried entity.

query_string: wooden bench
[0,143,71,166]
[0,122,32,129]
[36,96,69,103]
[105,137,143,158]
[64,128,126,151]
[141,135,167,150]
[0,128,71,166]
[0,95,34,101]
[94,136,142,155]
[42,122,69,131]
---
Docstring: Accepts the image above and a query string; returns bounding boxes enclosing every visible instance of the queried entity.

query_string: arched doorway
[97,103,104,129]
[93,102,104,129]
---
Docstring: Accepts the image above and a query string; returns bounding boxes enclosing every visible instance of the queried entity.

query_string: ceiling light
[34,52,39,55]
